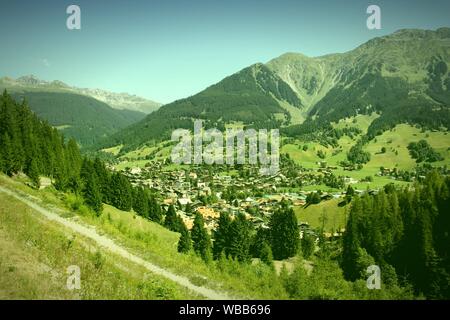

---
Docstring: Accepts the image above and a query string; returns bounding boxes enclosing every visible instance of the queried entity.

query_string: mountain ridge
[0,75,161,114]
[89,28,450,150]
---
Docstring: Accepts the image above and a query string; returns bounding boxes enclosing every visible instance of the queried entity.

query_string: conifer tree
[301,233,315,259]
[269,204,300,260]
[83,174,103,215]
[228,212,252,262]
[259,241,274,267]
[164,204,178,231]
[148,195,163,223]
[191,213,212,262]
[110,172,133,211]
[177,223,192,253]
[133,187,149,218]
[26,158,40,188]
[213,212,231,259]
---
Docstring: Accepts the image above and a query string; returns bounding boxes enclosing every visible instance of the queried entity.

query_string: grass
[294,199,347,232]
[282,121,449,190]
[0,174,288,299]
[101,145,123,156]
[0,188,199,300]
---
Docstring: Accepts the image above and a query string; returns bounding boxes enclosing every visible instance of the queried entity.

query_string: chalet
[130,167,142,175]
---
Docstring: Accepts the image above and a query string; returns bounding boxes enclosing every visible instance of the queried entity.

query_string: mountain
[0,75,161,114]
[101,63,303,150]
[0,75,163,147]
[10,91,147,147]
[273,28,450,138]
[101,28,450,151]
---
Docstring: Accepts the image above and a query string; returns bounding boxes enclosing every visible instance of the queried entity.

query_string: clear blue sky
[1,0,449,103]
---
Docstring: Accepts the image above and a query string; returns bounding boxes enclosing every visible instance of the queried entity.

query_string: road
[0,185,232,300]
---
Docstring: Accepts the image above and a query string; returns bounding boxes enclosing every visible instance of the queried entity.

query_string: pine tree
[213,212,231,259]
[133,187,149,218]
[250,227,270,258]
[191,213,212,262]
[259,241,274,267]
[228,212,252,262]
[301,233,315,259]
[342,196,363,280]
[164,204,178,231]
[269,204,300,260]
[26,158,40,188]
[148,195,162,223]
[83,174,103,215]
[177,223,192,253]
[110,172,133,211]
[1,133,14,176]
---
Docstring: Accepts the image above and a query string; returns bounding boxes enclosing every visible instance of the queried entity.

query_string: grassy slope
[294,199,347,232]
[282,115,449,189]
[0,174,287,299]
[0,188,198,300]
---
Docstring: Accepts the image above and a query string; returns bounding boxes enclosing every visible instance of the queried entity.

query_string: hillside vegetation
[98,28,450,152]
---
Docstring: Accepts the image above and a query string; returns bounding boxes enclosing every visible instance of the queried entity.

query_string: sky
[0,0,449,104]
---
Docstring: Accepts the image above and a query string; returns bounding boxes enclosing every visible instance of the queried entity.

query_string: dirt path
[0,186,232,300]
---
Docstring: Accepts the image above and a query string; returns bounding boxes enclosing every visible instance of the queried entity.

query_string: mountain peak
[0,75,161,114]
[17,74,46,86]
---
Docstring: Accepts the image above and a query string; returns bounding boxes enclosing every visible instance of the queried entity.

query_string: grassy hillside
[0,184,199,299]
[282,119,449,191]
[0,174,289,299]
[294,198,347,232]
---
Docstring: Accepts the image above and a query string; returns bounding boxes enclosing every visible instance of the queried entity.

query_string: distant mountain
[102,27,450,150]
[8,91,146,147]
[0,75,161,114]
[100,63,303,150]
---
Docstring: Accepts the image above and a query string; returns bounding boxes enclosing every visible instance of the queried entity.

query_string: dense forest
[342,172,450,299]
[10,91,146,147]
[0,90,160,219]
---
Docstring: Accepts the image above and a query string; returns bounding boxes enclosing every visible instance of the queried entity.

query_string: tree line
[342,171,450,299]
[0,90,163,223]
[176,200,302,266]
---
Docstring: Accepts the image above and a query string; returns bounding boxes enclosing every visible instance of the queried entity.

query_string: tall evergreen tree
[259,241,274,267]
[164,204,179,231]
[109,172,133,211]
[269,204,300,260]
[213,212,232,259]
[177,223,192,254]
[83,174,103,215]
[228,212,253,262]
[191,213,212,262]
[148,195,163,223]
[133,187,149,218]
[26,158,40,188]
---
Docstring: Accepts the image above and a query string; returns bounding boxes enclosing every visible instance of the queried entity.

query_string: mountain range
[0,75,161,114]
[0,75,162,147]
[101,27,450,151]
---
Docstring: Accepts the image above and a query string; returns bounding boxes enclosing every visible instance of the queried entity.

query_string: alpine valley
[1,27,449,301]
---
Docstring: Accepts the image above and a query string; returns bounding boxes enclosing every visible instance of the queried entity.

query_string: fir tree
[213,212,231,259]
[83,174,103,215]
[228,212,252,262]
[148,195,163,223]
[191,213,212,262]
[259,241,274,267]
[301,233,315,259]
[133,187,149,218]
[269,204,300,260]
[177,223,192,253]
[26,158,40,188]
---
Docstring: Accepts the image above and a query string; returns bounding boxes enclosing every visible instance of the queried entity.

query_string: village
[115,158,358,241]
